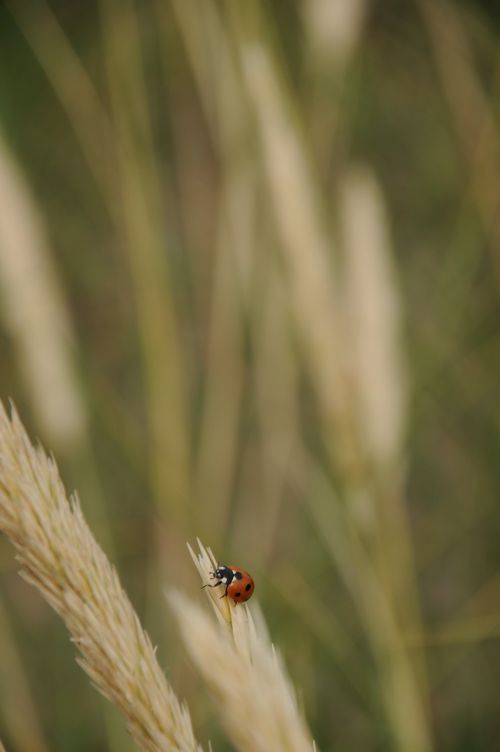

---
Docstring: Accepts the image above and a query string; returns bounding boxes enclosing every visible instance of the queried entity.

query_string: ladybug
[203,565,255,604]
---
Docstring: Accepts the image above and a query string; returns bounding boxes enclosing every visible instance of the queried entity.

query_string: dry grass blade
[0,403,202,752]
[174,540,315,752]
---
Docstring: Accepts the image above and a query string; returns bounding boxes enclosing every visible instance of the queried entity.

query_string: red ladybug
[203,565,255,604]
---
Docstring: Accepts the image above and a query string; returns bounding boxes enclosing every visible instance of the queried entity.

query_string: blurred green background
[1,0,500,750]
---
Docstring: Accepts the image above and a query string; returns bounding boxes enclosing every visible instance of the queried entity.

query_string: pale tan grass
[171,540,315,752]
[339,165,407,468]
[231,16,433,748]
[0,403,202,752]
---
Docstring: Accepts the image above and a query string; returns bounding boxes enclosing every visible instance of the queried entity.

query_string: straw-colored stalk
[169,540,315,752]
[0,403,202,752]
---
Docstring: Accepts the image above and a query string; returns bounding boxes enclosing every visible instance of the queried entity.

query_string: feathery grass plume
[0,403,202,752]
[171,540,315,752]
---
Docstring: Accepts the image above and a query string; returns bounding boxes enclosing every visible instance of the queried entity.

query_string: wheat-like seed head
[0,402,202,752]
[171,539,316,752]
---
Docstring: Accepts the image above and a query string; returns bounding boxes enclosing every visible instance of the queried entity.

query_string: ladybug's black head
[214,565,233,584]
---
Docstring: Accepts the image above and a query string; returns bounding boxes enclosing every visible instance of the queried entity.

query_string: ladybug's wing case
[226,568,255,603]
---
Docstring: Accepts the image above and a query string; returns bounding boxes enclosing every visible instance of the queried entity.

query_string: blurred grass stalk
[10,0,192,522]
[252,256,300,562]
[168,0,302,561]
[418,0,500,286]
[338,168,432,720]
[167,0,254,548]
[169,0,433,745]
[237,33,357,476]
[5,0,116,206]
[228,5,433,751]
[416,0,500,680]
[99,0,191,522]
[193,211,245,546]
[303,0,367,72]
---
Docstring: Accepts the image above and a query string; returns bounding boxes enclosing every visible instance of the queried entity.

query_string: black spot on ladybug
[234,571,243,580]
[235,592,241,598]
[245,583,252,591]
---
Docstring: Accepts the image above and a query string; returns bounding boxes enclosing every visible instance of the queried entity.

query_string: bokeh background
[0,0,500,750]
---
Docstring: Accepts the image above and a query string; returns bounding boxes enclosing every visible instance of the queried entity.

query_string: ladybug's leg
[202,580,223,589]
